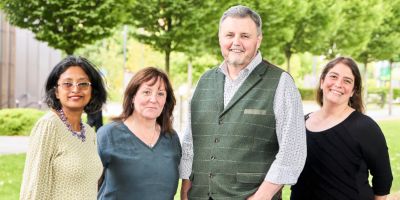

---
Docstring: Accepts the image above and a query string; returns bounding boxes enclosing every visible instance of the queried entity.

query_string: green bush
[298,87,400,105]
[393,88,400,99]
[0,108,46,136]
[299,88,315,101]
[367,88,387,108]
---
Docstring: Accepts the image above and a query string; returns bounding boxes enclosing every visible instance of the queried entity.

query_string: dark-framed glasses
[57,82,92,90]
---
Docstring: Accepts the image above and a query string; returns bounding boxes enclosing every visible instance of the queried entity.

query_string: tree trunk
[65,48,74,55]
[284,46,292,73]
[188,57,193,91]
[165,50,170,74]
[363,61,368,111]
[388,60,393,115]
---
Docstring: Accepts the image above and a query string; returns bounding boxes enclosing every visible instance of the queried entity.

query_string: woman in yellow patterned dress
[19,56,107,200]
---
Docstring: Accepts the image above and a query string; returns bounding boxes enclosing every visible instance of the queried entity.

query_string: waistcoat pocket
[236,173,266,183]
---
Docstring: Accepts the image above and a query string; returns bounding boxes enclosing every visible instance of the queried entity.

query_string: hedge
[299,88,316,101]
[299,88,400,103]
[0,108,45,136]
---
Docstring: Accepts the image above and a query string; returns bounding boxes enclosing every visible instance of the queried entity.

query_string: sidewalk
[0,136,29,154]
[1,102,399,155]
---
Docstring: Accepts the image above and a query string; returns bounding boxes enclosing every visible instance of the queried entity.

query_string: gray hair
[219,5,262,35]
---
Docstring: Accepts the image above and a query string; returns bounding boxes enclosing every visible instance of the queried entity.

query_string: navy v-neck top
[97,121,182,200]
[291,111,392,200]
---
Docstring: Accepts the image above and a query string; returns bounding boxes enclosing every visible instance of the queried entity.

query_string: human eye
[226,33,234,38]
[157,91,166,97]
[142,90,151,96]
[344,79,353,84]
[328,74,337,79]
[242,34,250,38]
[78,82,91,89]
[62,82,73,88]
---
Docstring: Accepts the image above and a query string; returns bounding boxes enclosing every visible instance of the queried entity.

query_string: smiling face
[320,62,355,106]
[218,16,262,69]
[132,77,167,121]
[55,66,92,112]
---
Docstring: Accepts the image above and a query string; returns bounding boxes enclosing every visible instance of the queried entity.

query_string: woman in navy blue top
[97,67,181,200]
[291,57,392,200]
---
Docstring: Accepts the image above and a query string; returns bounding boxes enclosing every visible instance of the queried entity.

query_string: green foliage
[0,109,45,136]
[299,88,316,101]
[323,0,386,58]
[272,0,339,72]
[298,87,398,105]
[126,0,216,73]
[232,0,309,65]
[368,88,388,108]
[1,0,123,54]
[0,154,25,199]
[170,52,219,86]
[356,0,400,64]
[394,88,400,99]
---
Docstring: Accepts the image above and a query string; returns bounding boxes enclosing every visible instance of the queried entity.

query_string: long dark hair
[44,55,107,113]
[116,67,176,133]
[316,56,364,113]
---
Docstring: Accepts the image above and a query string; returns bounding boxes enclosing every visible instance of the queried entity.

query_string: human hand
[180,179,192,200]
[246,181,282,200]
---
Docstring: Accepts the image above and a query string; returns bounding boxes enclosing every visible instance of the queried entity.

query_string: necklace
[148,126,158,148]
[57,109,86,142]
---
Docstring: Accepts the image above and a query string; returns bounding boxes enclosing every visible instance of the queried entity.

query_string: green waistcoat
[189,61,284,200]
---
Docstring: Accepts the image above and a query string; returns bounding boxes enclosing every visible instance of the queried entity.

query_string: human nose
[149,93,157,102]
[334,79,343,87]
[71,84,80,92]
[232,35,241,46]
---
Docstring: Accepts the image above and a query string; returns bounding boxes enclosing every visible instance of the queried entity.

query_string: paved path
[0,136,29,154]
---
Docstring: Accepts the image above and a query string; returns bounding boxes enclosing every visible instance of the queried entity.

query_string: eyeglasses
[57,82,92,90]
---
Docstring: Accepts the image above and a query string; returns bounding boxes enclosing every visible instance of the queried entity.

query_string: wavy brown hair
[115,67,176,133]
[316,57,364,113]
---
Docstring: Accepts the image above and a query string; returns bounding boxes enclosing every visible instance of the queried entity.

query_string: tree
[1,0,123,54]
[251,0,309,66]
[322,0,386,58]
[277,0,340,73]
[355,0,400,107]
[127,0,212,74]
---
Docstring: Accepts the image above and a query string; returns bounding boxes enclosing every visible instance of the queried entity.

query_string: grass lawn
[1,120,399,200]
[0,154,25,200]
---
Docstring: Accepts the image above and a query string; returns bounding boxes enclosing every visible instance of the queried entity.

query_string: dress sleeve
[265,72,307,185]
[20,116,58,200]
[355,116,393,195]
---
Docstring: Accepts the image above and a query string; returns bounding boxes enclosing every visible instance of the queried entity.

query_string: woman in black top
[291,57,392,200]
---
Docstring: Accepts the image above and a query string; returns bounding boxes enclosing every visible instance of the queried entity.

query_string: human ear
[55,88,60,99]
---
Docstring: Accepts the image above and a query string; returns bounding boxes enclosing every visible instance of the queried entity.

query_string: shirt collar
[218,51,262,77]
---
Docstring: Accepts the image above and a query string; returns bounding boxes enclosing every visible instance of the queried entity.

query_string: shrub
[368,88,388,108]
[393,88,400,99]
[0,108,46,136]
[299,88,315,101]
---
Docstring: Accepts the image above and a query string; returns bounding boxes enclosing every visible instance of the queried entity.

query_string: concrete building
[0,12,61,109]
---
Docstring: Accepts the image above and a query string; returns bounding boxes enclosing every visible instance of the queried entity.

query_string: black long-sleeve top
[291,111,393,200]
